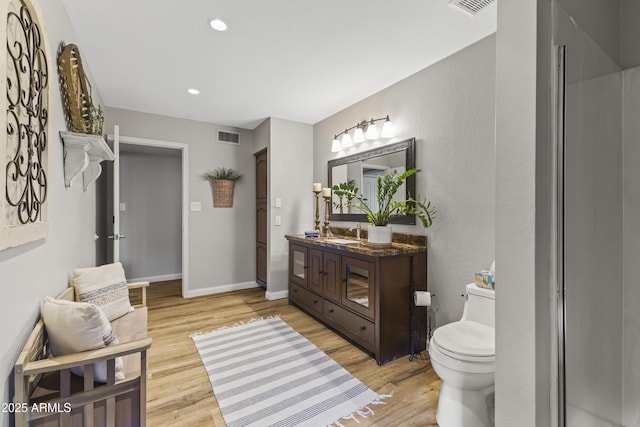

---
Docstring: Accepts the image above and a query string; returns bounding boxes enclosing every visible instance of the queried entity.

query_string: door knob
[107,233,127,240]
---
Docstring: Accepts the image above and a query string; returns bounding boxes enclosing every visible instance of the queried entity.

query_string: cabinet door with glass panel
[289,244,308,287]
[341,256,375,319]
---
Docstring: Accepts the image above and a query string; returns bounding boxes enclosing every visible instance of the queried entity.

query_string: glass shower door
[554,2,626,426]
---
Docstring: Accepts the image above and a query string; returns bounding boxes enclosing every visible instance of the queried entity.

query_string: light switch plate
[119,202,126,211]
[190,201,202,212]
[275,197,282,208]
[275,215,281,226]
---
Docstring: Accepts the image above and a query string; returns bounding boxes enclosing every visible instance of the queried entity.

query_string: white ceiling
[60,0,496,130]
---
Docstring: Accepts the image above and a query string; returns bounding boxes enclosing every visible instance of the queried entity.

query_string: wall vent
[217,130,241,146]
[448,0,495,16]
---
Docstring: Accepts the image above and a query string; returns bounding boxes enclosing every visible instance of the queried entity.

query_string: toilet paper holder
[410,289,435,361]
[414,290,432,307]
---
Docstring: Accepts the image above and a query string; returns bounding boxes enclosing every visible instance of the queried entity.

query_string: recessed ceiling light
[209,18,228,32]
[187,88,200,95]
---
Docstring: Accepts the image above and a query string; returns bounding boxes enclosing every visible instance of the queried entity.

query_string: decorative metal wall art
[1,0,50,250]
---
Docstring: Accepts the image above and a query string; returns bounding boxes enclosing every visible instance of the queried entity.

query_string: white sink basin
[326,238,358,244]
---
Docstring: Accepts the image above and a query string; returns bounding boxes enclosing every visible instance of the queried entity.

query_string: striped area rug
[192,316,389,427]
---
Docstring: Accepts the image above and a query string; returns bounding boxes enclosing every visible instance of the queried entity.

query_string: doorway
[98,131,190,297]
[255,148,267,287]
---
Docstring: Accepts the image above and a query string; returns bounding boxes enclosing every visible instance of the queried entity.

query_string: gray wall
[495,0,549,425]
[254,119,269,153]
[313,35,496,327]
[556,0,640,70]
[623,65,640,427]
[266,118,314,298]
[105,108,256,295]
[0,0,102,424]
[557,0,620,64]
[119,146,182,281]
[620,0,640,69]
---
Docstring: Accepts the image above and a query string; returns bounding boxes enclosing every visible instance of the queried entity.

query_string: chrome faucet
[349,223,361,240]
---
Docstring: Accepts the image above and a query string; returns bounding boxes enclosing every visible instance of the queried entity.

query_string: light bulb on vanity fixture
[353,126,365,143]
[381,115,394,138]
[341,131,353,148]
[331,137,342,153]
[330,115,394,152]
[365,120,378,140]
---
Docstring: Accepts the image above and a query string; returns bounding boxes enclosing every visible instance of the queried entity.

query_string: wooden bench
[14,283,152,427]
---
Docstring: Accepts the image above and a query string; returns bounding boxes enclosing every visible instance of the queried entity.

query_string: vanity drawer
[290,283,323,316]
[324,300,375,351]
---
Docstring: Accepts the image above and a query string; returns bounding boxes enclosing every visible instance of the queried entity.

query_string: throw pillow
[72,262,133,321]
[41,297,124,383]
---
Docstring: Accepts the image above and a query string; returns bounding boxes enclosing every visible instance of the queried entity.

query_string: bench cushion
[111,306,148,379]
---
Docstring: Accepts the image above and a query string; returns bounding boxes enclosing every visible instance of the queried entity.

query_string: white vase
[367,225,392,247]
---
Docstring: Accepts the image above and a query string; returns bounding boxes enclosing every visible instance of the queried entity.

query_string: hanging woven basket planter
[212,180,236,208]
[205,167,243,208]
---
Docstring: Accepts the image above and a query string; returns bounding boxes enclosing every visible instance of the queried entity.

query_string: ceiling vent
[217,129,241,146]
[448,0,495,16]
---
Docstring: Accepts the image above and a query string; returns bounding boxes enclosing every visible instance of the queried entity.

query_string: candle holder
[313,189,321,231]
[323,195,333,238]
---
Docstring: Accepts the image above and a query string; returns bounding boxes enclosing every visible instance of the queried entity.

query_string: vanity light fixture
[331,115,394,152]
[209,18,228,31]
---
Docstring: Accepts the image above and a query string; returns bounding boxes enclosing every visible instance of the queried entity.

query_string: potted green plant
[204,167,243,207]
[334,168,435,246]
[331,179,358,214]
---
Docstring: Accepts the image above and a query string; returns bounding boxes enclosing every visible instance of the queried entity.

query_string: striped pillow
[72,262,133,321]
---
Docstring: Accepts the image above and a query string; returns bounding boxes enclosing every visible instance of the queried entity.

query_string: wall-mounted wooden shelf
[60,131,115,191]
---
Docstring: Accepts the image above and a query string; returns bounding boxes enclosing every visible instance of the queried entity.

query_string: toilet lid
[432,321,495,357]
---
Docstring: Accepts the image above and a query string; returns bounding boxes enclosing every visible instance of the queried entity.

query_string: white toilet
[429,283,495,427]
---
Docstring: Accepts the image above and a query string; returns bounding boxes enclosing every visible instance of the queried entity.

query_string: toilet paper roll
[414,291,431,307]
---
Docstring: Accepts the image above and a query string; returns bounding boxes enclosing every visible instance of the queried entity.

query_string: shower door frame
[553,43,567,427]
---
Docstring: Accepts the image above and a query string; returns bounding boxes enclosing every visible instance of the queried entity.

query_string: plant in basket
[205,167,243,208]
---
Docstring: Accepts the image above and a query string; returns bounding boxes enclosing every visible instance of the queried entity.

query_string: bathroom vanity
[286,233,428,365]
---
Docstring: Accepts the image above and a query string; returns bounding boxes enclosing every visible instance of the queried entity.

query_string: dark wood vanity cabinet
[287,238,427,365]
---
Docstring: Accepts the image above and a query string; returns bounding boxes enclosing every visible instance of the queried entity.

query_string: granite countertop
[285,234,427,257]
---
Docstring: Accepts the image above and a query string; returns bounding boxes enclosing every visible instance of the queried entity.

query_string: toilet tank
[460,283,495,328]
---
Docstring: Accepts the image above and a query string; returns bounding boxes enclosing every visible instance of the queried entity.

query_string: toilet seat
[432,321,495,362]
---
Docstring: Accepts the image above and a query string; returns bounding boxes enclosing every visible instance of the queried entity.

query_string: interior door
[108,125,125,261]
[255,148,267,286]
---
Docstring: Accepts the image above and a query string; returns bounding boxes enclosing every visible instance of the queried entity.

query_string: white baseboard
[129,273,182,283]
[265,289,288,300]
[184,281,258,298]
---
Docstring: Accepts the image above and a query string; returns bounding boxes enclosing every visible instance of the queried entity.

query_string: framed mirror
[327,137,416,224]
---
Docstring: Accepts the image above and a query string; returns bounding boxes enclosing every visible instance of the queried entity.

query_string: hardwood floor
[143,280,441,426]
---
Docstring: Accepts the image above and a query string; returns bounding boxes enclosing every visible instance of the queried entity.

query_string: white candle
[322,187,331,198]
[313,183,321,192]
